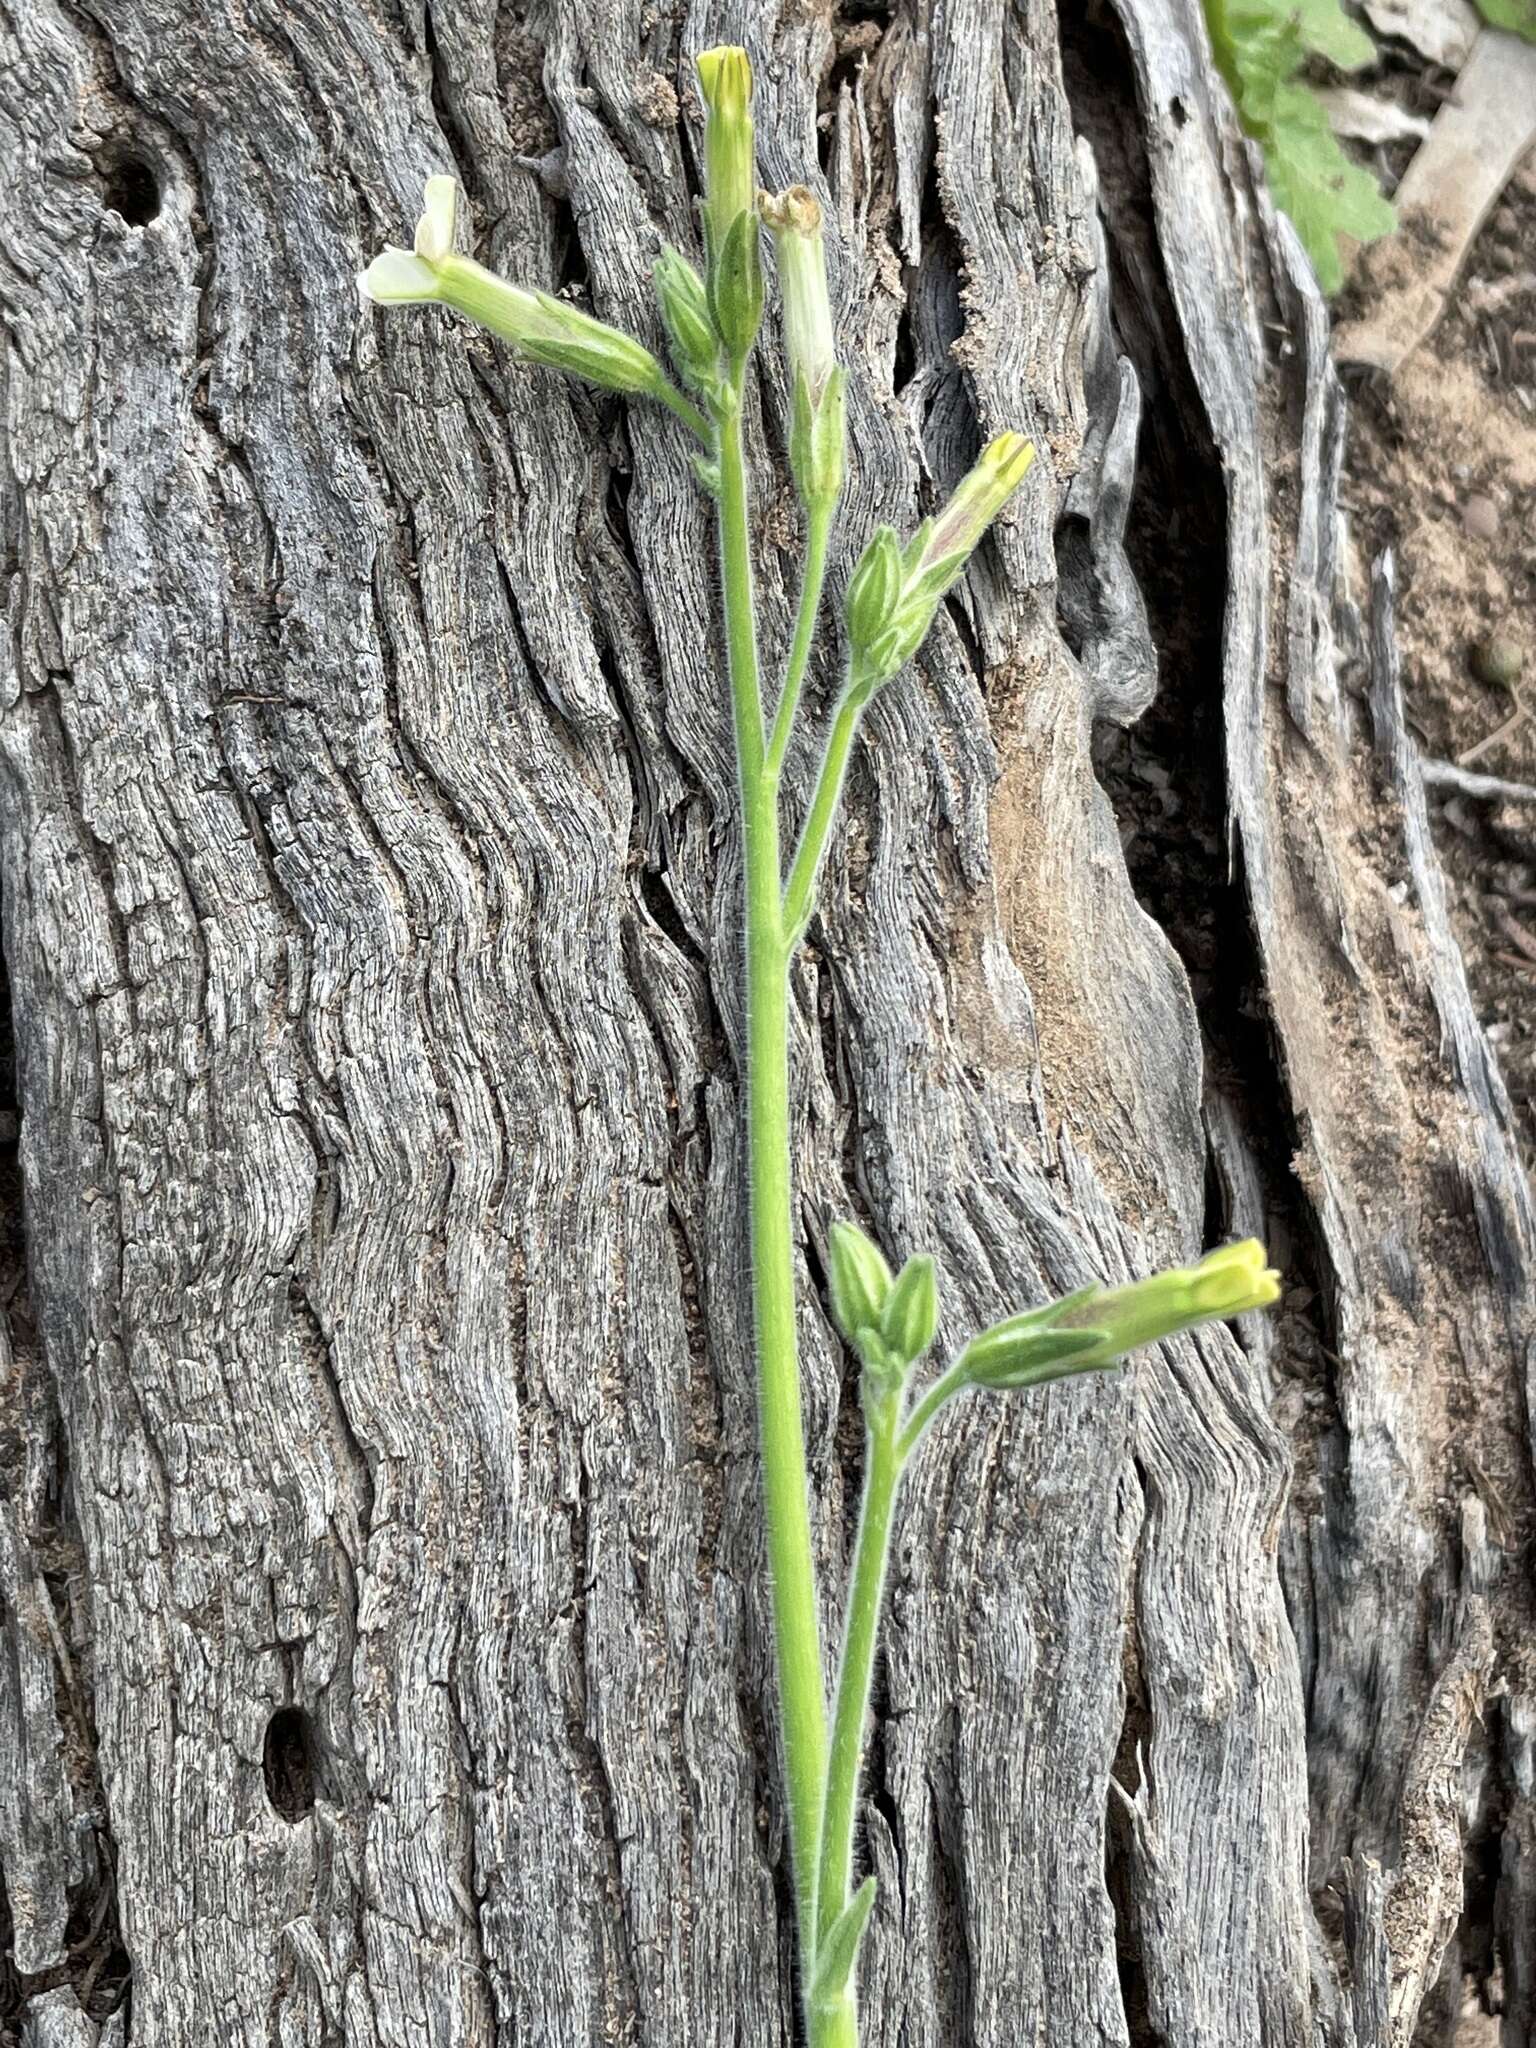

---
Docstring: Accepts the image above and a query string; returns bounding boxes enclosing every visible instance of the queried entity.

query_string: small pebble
[1463,493,1501,541]
[1470,635,1524,689]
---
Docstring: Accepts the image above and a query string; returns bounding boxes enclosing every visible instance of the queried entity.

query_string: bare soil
[1340,149,1536,1159]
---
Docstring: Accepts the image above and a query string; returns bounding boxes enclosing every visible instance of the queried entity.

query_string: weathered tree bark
[1,0,1532,2044]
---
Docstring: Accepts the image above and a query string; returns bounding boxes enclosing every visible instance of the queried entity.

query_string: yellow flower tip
[697,44,753,113]
[921,435,1036,569]
[1191,1239,1282,1315]
[980,432,1035,490]
[413,175,459,264]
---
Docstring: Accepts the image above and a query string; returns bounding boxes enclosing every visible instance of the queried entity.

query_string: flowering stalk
[357,69,1279,2048]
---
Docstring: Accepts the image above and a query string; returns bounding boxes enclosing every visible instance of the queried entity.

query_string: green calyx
[845,435,1035,685]
[654,245,720,395]
[827,1222,893,1350]
[707,206,765,360]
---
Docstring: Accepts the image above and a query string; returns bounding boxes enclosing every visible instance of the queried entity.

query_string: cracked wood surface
[1,0,1533,2044]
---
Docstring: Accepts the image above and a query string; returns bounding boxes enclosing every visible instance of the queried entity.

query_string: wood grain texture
[0,0,1531,2044]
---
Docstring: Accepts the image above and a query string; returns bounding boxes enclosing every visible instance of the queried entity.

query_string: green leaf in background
[1263,82,1400,293]
[1472,0,1536,39]
[1291,0,1377,66]
[1205,0,1397,292]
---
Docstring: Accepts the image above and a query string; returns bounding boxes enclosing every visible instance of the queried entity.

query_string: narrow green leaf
[809,1876,877,2014]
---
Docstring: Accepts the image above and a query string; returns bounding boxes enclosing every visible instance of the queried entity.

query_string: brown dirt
[1339,150,1536,1162]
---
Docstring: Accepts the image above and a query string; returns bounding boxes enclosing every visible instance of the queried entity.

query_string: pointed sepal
[808,1876,877,2018]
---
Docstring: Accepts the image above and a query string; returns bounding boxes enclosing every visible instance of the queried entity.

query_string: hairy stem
[718,381,828,1960]
[898,1358,972,1460]
[782,676,869,943]
[660,383,715,442]
[818,1393,901,1945]
[766,499,835,780]
[810,2000,860,2048]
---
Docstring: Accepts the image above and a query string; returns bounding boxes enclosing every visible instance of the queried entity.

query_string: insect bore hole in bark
[100,151,161,226]
[262,1707,316,1822]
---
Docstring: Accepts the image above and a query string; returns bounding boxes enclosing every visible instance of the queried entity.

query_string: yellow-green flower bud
[827,1221,893,1346]
[1056,1240,1281,1360]
[359,178,669,401]
[912,433,1035,588]
[653,245,719,394]
[697,46,756,258]
[960,1241,1281,1394]
[846,434,1036,684]
[880,1255,938,1367]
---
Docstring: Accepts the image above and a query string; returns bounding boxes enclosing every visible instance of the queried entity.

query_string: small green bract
[1206,0,1397,293]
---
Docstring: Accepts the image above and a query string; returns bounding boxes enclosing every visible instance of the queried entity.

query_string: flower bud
[761,187,844,508]
[1056,1240,1281,1361]
[653,245,719,393]
[845,435,1035,684]
[760,187,836,404]
[880,1255,938,1367]
[845,527,902,646]
[827,1221,893,1346]
[960,1241,1281,1393]
[914,433,1035,583]
[360,179,670,402]
[697,46,756,263]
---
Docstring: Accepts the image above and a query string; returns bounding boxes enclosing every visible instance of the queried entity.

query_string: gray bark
[1,0,1532,2044]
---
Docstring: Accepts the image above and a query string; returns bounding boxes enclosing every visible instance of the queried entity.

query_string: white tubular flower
[358,178,670,402]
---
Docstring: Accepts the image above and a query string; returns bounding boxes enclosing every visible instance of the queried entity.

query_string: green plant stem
[898,1358,972,1460]
[782,674,870,942]
[811,1996,860,2048]
[652,375,714,444]
[818,1392,901,1949]
[717,379,828,1960]
[766,499,835,779]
